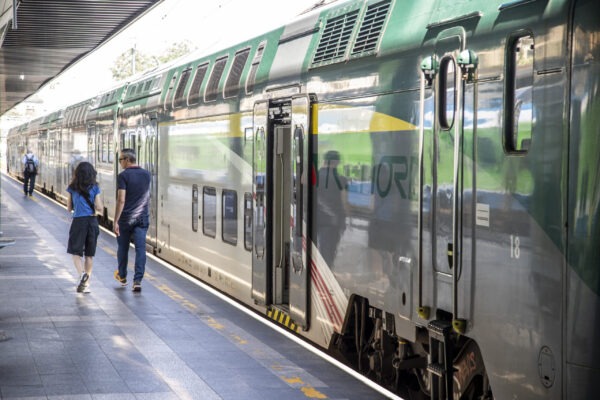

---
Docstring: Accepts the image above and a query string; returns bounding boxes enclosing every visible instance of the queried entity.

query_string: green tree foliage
[110,41,194,81]
[156,41,193,64]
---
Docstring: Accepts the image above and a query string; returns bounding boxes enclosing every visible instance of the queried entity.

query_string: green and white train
[7,0,600,398]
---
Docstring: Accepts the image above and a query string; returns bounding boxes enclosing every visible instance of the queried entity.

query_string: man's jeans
[117,218,149,283]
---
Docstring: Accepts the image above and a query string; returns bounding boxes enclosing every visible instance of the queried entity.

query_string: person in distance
[22,148,39,196]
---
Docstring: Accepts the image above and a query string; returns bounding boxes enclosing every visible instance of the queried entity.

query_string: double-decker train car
[6,0,600,398]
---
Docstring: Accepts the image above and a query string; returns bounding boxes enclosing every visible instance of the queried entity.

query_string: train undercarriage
[330,295,493,400]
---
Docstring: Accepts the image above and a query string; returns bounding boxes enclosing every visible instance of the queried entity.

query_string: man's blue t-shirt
[68,185,100,217]
[117,166,151,225]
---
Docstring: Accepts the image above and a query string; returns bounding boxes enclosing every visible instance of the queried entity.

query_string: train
[5,0,600,398]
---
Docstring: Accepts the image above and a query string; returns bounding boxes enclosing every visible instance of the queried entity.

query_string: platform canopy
[0,0,160,117]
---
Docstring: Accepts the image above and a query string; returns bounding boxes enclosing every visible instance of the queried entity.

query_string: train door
[251,96,312,329]
[145,115,158,248]
[87,123,96,169]
[419,26,475,330]
[36,130,47,189]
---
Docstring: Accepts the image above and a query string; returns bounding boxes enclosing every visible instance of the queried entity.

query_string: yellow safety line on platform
[282,377,327,399]
[130,273,324,396]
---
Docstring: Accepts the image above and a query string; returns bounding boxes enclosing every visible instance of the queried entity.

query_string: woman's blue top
[67,185,100,218]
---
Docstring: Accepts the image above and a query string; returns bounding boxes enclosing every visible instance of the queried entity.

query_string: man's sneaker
[114,270,127,286]
[132,281,142,292]
[77,273,90,293]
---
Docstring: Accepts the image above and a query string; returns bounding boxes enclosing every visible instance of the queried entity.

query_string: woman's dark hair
[68,161,97,194]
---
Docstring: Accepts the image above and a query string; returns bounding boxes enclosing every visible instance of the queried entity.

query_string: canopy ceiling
[0,0,160,116]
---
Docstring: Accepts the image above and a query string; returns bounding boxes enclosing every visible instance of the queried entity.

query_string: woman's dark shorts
[67,216,100,257]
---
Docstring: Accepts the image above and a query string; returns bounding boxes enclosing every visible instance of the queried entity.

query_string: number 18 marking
[510,235,521,259]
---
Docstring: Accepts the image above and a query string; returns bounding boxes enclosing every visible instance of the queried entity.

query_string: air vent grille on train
[312,10,359,65]
[351,0,390,56]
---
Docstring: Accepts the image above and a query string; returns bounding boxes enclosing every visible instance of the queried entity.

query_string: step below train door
[251,97,311,330]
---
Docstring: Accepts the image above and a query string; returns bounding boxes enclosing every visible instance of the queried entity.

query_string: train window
[108,134,114,163]
[192,184,199,232]
[151,74,163,91]
[78,106,84,124]
[292,125,304,238]
[244,192,252,251]
[505,34,534,153]
[205,56,228,102]
[439,57,456,130]
[173,68,192,109]
[65,109,73,126]
[246,43,265,94]
[222,190,238,245]
[224,48,250,99]
[203,186,217,238]
[188,63,209,105]
[164,75,177,110]
[101,132,108,163]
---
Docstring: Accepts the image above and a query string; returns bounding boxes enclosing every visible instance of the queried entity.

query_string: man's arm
[113,189,126,236]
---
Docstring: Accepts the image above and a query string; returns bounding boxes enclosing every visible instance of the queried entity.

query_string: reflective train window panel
[439,57,456,130]
[203,186,217,238]
[222,189,238,245]
[505,33,534,153]
[192,184,199,232]
[243,192,252,251]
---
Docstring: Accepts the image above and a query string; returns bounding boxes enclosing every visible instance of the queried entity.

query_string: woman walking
[67,161,103,293]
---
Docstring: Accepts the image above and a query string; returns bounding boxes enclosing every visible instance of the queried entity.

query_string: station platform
[0,173,396,400]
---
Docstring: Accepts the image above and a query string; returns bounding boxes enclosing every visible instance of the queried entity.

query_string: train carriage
[86,85,129,225]
[60,99,93,203]
[6,0,600,398]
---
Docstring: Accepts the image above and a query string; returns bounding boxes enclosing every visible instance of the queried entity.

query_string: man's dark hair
[120,148,136,163]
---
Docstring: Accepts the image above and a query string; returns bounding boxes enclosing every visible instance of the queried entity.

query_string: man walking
[113,148,151,292]
[22,148,39,196]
